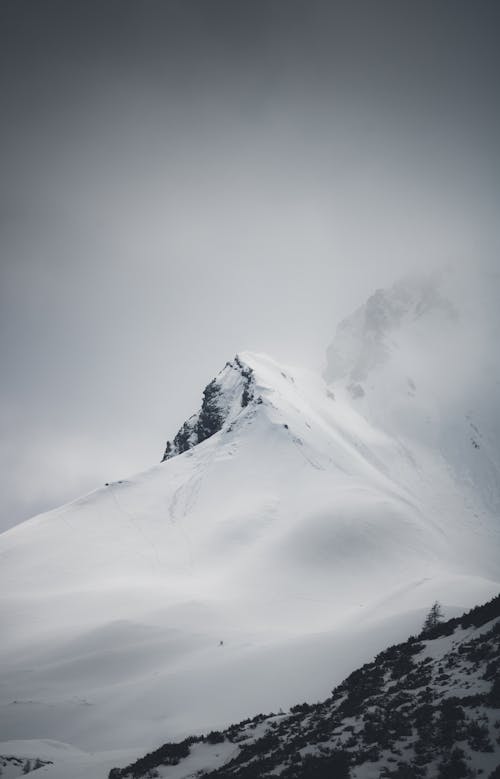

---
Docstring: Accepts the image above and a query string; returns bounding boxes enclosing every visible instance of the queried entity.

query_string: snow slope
[1,274,499,776]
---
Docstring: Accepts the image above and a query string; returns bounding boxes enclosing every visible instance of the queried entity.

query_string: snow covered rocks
[162,356,257,461]
[108,594,500,779]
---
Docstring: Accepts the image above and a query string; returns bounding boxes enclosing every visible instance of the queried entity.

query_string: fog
[1,0,499,530]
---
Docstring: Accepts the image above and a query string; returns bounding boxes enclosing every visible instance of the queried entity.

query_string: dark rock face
[197,379,225,442]
[161,357,256,462]
[171,420,195,455]
[234,355,254,408]
[109,594,500,779]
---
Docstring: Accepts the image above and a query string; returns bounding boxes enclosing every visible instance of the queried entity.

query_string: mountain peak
[161,354,261,461]
[324,272,456,387]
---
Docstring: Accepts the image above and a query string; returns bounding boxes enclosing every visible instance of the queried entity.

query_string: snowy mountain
[325,272,500,516]
[1,273,499,777]
[107,594,500,779]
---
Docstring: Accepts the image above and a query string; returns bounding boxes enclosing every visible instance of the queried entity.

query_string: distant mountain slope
[325,271,500,517]
[1,274,499,760]
[109,594,500,779]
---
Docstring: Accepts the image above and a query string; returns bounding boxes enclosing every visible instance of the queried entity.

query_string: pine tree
[22,760,31,775]
[422,601,444,634]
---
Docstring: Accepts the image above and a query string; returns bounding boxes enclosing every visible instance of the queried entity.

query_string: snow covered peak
[324,270,500,516]
[324,273,456,387]
[161,354,261,461]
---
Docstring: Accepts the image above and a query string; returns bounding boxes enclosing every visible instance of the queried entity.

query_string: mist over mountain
[326,269,500,514]
[1,1,499,775]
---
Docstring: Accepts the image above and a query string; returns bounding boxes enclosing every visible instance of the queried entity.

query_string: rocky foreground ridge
[109,594,500,779]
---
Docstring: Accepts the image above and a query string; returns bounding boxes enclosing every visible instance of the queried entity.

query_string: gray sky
[1,0,499,531]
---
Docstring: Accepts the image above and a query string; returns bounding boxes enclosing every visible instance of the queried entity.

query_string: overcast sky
[0,0,499,531]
